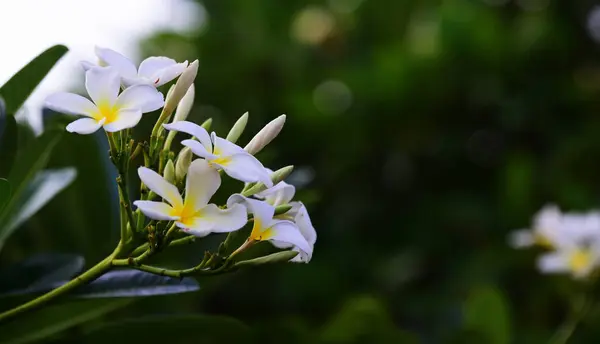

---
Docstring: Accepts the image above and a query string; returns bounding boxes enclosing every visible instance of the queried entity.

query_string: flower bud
[201,117,213,131]
[242,165,293,197]
[226,112,249,144]
[234,251,299,268]
[165,84,196,150]
[164,60,199,114]
[175,147,193,183]
[163,160,175,184]
[244,114,286,155]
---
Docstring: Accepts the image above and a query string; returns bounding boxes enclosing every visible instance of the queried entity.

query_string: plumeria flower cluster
[44,46,317,276]
[509,204,600,279]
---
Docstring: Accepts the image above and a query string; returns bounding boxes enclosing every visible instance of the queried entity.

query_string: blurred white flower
[45,66,163,134]
[82,46,188,88]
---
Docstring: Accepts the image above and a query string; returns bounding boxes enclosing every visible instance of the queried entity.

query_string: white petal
[293,202,317,246]
[256,181,296,206]
[180,203,247,236]
[507,230,535,249]
[226,194,250,211]
[85,66,121,106]
[537,252,569,274]
[181,140,217,160]
[264,220,312,257]
[216,153,273,187]
[232,196,275,229]
[115,85,164,113]
[137,167,183,208]
[95,46,137,79]
[163,121,212,152]
[212,133,245,156]
[103,108,143,132]
[65,118,104,134]
[81,60,96,71]
[133,201,179,221]
[184,159,221,211]
[138,56,188,86]
[45,92,97,117]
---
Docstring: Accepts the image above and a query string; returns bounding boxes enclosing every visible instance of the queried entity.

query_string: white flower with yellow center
[227,195,312,259]
[82,46,188,88]
[163,121,273,187]
[537,228,600,279]
[508,204,563,249]
[45,67,164,134]
[133,159,247,237]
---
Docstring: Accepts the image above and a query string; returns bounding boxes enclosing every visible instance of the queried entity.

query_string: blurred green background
[5,0,600,342]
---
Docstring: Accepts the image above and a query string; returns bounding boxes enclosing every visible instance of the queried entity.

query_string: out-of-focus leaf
[0,253,84,296]
[0,115,18,178]
[3,168,76,235]
[463,286,511,344]
[0,179,10,213]
[72,270,200,298]
[320,295,419,343]
[0,298,130,344]
[0,45,68,115]
[76,314,250,343]
[0,129,63,245]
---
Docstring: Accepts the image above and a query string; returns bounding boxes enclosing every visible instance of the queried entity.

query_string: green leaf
[234,250,299,268]
[0,128,63,246]
[0,299,130,344]
[463,286,511,344]
[72,270,200,298]
[0,45,68,115]
[3,168,76,235]
[0,179,10,213]
[0,115,18,178]
[0,253,84,296]
[75,314,250,343]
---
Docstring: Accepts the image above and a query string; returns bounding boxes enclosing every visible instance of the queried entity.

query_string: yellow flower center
[93,101,119,124]
[569,249,593,274]
[170,202,200,227]
[249,219,274,241]
[210,146,232,166]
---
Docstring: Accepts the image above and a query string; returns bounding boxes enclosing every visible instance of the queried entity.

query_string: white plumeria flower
[537,225,600,279]
[226,195,312,260]
[255,174,296,207]
[508,204,563,249]
[163,121,273,187]
[82,46,188,88]
[288,201,317,263]
[45,67,164,134]
[133,159,247,237]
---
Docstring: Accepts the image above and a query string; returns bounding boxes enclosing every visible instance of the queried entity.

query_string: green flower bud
[164,60,199,114]
[234,251,299,268]
[175,147,193,183]
[163,160,175,184]
[242,165,293,197]
[226,112,249,144]
[201,117,213,131]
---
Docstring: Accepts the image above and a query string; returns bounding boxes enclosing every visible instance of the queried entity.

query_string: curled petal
[66,118,104,134]
[137,167,183,208]
[115,85,164,113]
[228,195,274,230]
[164,121,212,153]
[537,252,569,274]
[293,202,317,246]
[179,203,247,237]
[94,46,137,79]
[256,181,296,206]
[45,92,97,117]
[80,60,95,71]
[138,56,188,86]
[103,108,143,132]
[85,66,120,106]
[133,201,179,221]
[212,133,245,156]
[184,159,221,212]
[215,153,273,187]
[181,139,217,160]
[264,220,312,257]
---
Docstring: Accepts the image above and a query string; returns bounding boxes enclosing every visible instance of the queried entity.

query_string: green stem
[0,252,116,324]
[130,235,196,257]
[549,293,592,344]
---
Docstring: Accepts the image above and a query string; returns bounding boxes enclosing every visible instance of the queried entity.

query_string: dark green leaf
[463,286,511,344]
[3,168,77,234]
[0,179,10,214]
[0,253,84,296]
[0,299,130,344]
[75,314,250,343]
[0,128,63,245]
[0,45,68,115]
[0,115,18,178]
[73,270,199,298]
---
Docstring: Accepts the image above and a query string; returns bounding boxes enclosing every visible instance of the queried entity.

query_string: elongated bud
[242,165,293,197]
[175,147,193,183]
[201,117,213,131]
[163,160,175,184]
[226,112,249,144]
[164,85,196,150]
[164,60,199,114]
[234,251,299,268]
[244,114,286,155]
